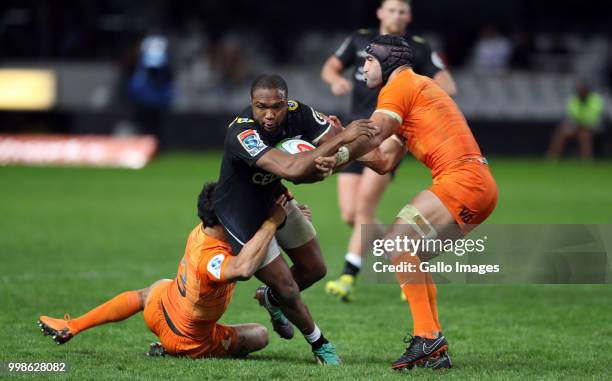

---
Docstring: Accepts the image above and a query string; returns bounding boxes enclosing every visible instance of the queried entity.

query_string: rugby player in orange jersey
[315,35,498,370]
[37,183,289,359]
[321,0,457,303]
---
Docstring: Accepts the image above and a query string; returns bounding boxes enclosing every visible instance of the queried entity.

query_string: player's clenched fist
[314,155,337,173]
[330,77,353,96]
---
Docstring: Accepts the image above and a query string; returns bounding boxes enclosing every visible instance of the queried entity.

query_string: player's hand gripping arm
[316,134,406,175]
[255,119,376,184]
[314,111,400,172]
[223,195,289,281]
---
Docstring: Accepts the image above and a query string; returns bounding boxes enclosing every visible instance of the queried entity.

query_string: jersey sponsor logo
[431,52,445,70]
[206,254,225,280]
[238,129,267,157]
[252,172,278,186]
[287,100,298,111]
[310,107,328,126]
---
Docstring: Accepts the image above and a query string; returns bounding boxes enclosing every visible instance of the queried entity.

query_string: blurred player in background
[321,0,457,302]
[316,35,497,370]
[38,184,288,359]
[212,74,374,364]
[547,80,605,160]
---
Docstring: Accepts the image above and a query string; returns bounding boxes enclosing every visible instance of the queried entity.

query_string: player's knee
[253,325,269,350]
[309,259,327,283]
[340,209,355,226]
[354,202,377,223]
[274,281,300,305]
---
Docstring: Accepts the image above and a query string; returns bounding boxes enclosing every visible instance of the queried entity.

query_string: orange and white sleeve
[374,81,410,124]
[202,250,231,283]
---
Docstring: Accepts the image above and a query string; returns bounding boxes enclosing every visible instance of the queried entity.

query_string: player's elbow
[370,133,386,148]
[227,259,257,281]
[369,161,392,175]
[371,165,389,175]
[281,158,311,183]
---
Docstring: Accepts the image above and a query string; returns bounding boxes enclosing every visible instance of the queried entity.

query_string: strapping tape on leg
[396,204,438,239]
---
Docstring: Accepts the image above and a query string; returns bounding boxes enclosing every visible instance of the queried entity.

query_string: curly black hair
[197,182,219,227]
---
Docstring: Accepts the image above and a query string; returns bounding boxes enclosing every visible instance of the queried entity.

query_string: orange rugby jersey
[376,68,482,177]
[161,224,235,340]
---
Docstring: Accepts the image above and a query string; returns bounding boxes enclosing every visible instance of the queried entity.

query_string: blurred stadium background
[1,1,611,379]
[0,0,611,154]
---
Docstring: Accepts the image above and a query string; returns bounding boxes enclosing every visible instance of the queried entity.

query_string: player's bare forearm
[289,133,354,183]
[227,196,288,281]
[357,148,389,174]
[344,111,399,163]
[321,56,352,96]
[358,135,406,174]
[321,56,344,85]
[256,120,375,184]
[313,112,399,173]
[344,134,383,163]
[231,220,277,280]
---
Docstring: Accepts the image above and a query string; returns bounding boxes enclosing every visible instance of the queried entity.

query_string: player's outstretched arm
[255,119,375,184]
[315,111,400,172]
[223,196,288,281]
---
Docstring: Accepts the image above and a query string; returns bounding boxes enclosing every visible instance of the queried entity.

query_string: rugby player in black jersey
[212,74,374,364]
[321,0,457,305]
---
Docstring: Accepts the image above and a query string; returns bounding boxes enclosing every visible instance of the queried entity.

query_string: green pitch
[1,154,611,380]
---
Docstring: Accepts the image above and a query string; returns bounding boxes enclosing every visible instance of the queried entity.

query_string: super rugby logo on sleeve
[238,129,267,157]
[207,254,226,280]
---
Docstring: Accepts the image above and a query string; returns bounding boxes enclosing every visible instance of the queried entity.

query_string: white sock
[304,324,321,343]
[345,252,362,269]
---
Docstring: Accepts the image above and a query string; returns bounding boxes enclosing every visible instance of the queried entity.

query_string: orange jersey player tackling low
[37,183,289,359]
[316,35,497,371]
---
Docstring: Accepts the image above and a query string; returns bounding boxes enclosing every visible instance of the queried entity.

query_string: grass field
[1,153,612,380]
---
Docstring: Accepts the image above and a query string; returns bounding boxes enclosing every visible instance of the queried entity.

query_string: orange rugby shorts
[143,280,237,358]
[429,160,498,234]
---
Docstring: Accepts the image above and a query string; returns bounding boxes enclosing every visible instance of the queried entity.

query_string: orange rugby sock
[392,252,438,339]
[425,273,441,332]
[400,283,438,339]
[69,291,142,334]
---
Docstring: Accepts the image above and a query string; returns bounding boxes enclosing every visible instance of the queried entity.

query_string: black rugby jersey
[212,100,331,252]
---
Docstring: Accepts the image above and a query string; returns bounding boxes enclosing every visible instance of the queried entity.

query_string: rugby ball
[275,138,315,154]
